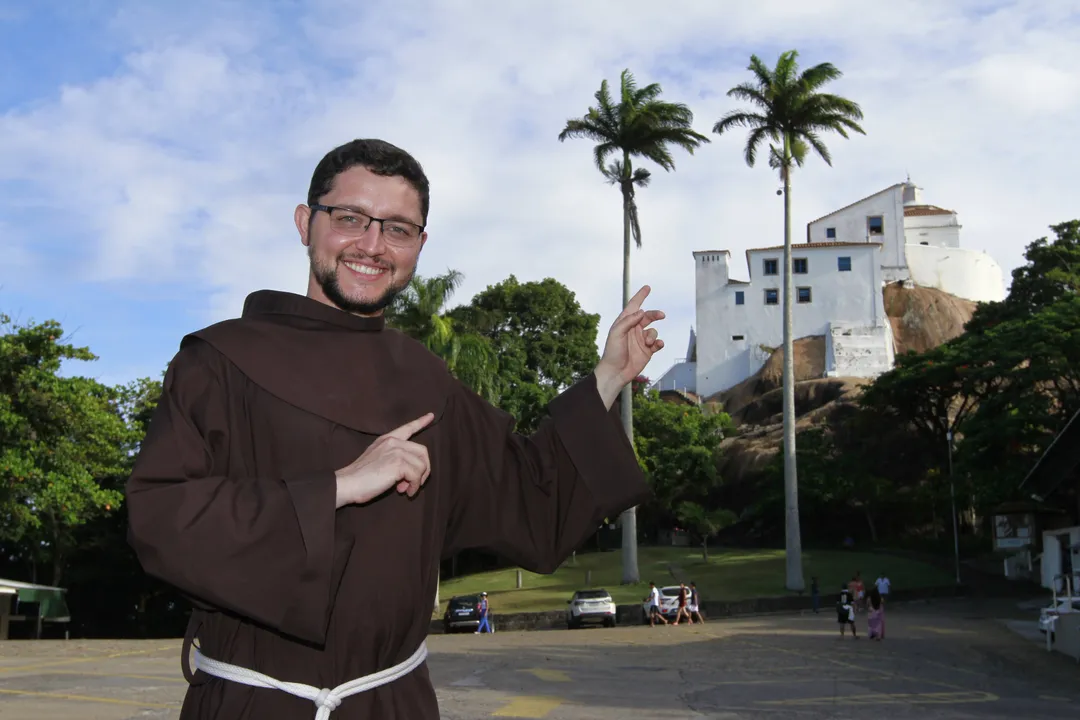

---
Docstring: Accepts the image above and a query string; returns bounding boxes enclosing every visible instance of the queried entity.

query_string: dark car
[443,594,483,633]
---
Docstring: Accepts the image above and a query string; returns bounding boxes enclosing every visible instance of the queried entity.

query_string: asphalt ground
[1,598,1077,719]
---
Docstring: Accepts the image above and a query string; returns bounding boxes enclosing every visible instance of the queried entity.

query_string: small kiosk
[0,578,71,640]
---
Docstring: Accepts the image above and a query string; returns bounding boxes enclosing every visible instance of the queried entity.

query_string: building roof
[0,578,66,593]
[693,249,730,255]
[748,241,883,253]
[0,578,70,621]
[805,183,905,226]
[904,204,955,217]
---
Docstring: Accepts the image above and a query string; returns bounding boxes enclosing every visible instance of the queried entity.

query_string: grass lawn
[434,546,953,616]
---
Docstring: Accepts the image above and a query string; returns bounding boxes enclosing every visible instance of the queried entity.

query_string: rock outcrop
[703,283,980,486]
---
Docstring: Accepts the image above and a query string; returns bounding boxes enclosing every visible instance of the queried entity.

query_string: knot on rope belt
[193,640,428,720]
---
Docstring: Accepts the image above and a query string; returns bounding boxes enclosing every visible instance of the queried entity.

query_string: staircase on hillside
[826,323,895,379]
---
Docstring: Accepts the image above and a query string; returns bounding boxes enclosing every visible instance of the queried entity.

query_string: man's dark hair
[307,138,430,224]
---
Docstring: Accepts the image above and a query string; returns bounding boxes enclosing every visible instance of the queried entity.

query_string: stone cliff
[706,282,979,486]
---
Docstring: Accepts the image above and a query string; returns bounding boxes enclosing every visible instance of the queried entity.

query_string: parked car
[443,594,483,633]
[1038,596,1080,638]
[566,589,617,629]
[640,585,683,623]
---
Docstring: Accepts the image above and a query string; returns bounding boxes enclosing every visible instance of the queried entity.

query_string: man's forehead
[325,167,423,219]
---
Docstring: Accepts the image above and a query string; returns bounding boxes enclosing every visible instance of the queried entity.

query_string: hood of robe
[182,290,452,435]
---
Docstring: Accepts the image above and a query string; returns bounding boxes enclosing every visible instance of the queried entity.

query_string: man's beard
[309,246,413,315]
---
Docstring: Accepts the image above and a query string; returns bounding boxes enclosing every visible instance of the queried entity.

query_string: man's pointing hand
[335,413,435,508]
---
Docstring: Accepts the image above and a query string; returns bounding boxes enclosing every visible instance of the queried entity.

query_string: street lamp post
[946,428,961,585]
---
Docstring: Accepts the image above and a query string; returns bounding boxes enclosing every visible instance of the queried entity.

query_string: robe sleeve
[124,339,341,645]
[442,372,652,572]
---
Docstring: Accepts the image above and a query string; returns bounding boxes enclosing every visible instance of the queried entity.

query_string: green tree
[675,501,737,560]
[384,270,500,402]
[453,275,600,434]
[954,295,1080,504]
[559,68,710,583]
[967,220,1080,334]
[632,390,733,542]
[713,50,866,591]
[0,315,131,586]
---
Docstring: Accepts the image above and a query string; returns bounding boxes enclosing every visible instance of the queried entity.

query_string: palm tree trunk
[619,162,640,585]
[781,135,804,592]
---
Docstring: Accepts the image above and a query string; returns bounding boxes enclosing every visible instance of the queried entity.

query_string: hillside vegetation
[711,282,978,487]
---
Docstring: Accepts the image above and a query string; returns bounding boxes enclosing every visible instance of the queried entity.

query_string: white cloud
[1,0,1078,384]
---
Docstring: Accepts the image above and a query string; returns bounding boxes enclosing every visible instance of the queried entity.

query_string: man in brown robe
[125,138,665,719]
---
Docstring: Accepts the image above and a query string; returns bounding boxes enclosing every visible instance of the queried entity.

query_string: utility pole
[946,427,961,585]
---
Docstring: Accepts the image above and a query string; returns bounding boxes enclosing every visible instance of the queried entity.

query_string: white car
[1039,596,1080,637]
[640,585,682,623]
[566,589,617,629]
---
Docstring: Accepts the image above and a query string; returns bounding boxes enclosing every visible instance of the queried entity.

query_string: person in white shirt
[875,573,891,598]
[645,582,668,626]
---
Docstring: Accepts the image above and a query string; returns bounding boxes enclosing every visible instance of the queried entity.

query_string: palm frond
[798,62,845,93]
[798,131,833,165]
[725,82,772,108]
[712,110,770,135]
[631,167,651,187]
[717,49,865,174]
[747,54,775,91]
[744,126,776,167]
[593,141,619,173]
[774,50,800,88]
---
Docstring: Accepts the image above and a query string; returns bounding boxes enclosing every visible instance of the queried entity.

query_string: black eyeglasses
[310,204,425,247]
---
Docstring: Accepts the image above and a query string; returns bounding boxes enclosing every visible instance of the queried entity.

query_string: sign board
[993,513,1035,550]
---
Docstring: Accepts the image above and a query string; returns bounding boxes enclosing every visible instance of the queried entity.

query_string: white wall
[904,243,1007,303]
[1041,527,1080,593]
[806,184,906,273]
[825,322,895,379]
[652,361,697,393]
[695,244,885,397]
[904,213,961,249]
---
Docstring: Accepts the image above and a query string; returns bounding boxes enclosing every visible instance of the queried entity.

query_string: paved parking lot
[1,599,1077,719]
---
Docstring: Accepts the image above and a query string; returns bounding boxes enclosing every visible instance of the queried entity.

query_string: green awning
[0,579,70,622]
[16,587,70,621]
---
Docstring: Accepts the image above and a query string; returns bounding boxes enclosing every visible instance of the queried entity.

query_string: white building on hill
[652,180,1006,400]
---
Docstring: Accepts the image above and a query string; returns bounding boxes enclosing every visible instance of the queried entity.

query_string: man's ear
[295,204,312,247]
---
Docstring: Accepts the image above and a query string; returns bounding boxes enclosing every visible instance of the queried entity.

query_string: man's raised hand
[594,285,665,408]
[334,413,435,508]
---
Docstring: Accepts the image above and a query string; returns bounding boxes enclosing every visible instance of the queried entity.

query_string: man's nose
[348,220,388,254]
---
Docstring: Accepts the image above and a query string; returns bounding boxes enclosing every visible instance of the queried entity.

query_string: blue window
[793,258,808,274]
[764,289,779,305]
[797,287,812,304]
[735,291,745,305]
[838,256,852,271]
[868,216,884,235]
[826,227,836,239]
[763,259,779,275]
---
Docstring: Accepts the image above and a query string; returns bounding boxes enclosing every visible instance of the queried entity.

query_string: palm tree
[386,270,501,402]
[559,69,709,584]
[713,50,865,591]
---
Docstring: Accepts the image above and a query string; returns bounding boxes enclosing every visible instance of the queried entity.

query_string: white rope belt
[192,640,428,720]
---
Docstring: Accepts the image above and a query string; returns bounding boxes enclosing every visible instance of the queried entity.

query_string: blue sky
[2,0,1079,389]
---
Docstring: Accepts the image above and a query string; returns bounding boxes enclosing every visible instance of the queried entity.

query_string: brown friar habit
[125,290,651,720]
